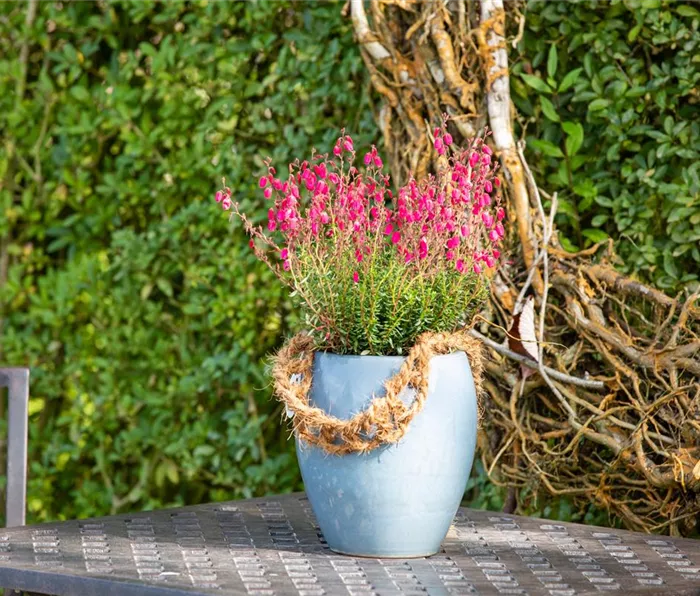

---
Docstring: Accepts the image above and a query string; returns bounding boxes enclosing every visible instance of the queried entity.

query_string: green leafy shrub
[513,0,700,290]
[0,0,374,522]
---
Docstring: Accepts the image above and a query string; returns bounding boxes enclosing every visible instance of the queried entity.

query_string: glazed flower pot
[296,350,478,558]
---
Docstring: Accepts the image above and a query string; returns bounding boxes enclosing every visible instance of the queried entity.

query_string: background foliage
[0,0,374,523]
[0,0,697,524]
[512,0,700,291]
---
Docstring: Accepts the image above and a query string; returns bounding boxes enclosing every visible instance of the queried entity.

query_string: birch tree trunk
[350,0,700,537]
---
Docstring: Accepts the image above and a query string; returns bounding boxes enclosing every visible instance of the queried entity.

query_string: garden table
[0,493,698,596]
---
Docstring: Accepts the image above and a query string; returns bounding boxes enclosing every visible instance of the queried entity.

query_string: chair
[0,368,28,527]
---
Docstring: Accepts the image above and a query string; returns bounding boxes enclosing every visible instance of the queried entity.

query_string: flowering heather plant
[215,121,504,355]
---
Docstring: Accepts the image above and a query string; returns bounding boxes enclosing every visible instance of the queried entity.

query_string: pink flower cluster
[216,121,503,285]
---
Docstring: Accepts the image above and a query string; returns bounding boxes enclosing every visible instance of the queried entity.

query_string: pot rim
[313,350,468,364]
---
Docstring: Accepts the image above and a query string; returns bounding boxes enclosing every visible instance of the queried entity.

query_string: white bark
[350,0,391,61]
[480,0,515,151]
[480,0,539,285]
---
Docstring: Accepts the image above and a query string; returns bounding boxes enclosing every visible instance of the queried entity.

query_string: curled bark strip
[430,9,478,113]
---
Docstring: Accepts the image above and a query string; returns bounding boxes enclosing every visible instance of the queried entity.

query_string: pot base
[329,547,438,559]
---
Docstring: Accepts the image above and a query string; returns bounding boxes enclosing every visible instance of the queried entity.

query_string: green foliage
[0,0,375,522]
[513,0,700,290]
[299,249,488,355]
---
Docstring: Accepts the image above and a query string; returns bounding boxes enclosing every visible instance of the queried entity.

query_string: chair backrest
[0,368,28,527]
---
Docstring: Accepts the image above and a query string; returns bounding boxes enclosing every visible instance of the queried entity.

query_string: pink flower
[419,237,428,259]
[248,239,254,249]
[494,177,501,187]
[215,190,223,203]
[434,137,445,155]
[482,144,493,155]
[223,123,502,331]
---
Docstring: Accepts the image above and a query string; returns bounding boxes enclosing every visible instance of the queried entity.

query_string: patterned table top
[0,493,698,596]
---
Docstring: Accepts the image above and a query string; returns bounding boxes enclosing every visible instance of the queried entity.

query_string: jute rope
[271,330,483,455]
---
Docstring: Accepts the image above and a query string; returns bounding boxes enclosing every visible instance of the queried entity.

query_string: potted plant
[214,120,504,558]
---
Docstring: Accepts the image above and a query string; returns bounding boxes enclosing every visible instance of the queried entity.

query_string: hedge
[514,0,700,291]
[0,0,374,523]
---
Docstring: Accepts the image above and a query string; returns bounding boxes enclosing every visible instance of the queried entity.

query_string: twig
[521,134,582,423]
[510,7,525,48]
[469,329,605,390]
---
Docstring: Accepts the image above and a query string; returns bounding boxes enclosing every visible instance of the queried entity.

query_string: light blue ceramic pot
[296,350,478,558]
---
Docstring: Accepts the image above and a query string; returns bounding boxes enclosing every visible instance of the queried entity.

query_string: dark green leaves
[547,44,558,79]
[515,0,700,291]
[540,96,560,122]
[521,73,553,94]
[562,121,584,156]
[558,68,583,93]
[529,139,564,158]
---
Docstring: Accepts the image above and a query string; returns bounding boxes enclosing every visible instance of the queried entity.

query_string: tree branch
[469,329,605,390]
[350,0,391,62]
